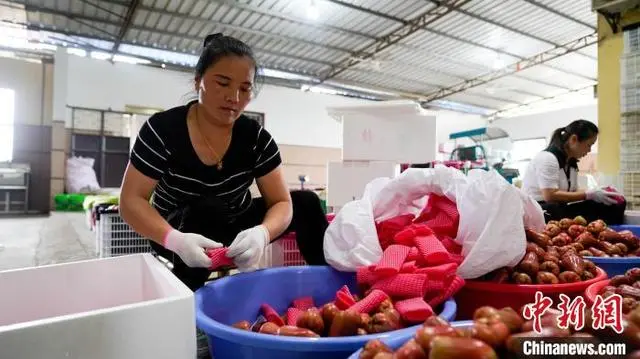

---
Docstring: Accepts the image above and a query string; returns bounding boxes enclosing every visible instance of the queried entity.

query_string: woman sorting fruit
[522,119,626,224]
[119,33,328,292]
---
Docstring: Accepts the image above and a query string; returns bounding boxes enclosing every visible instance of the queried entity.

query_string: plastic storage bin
[263,233,306,267]
[96,209,152,257]
[454,268,607,320]
[347,320,473,359]
[585,279,610,307]
[0,254,196,358]
[195,266,457,359]
[583,225,640,276]
[261,213,335,267]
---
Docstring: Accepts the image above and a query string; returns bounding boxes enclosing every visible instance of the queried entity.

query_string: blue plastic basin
[195,266,457,359]
[347,320,473,359]
[583,225,640,276]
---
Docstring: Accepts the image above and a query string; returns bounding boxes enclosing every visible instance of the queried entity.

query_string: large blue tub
[584,225,640,276]
[195,266,457,359]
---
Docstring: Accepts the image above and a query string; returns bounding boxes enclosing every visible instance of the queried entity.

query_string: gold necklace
[194,105,230,170]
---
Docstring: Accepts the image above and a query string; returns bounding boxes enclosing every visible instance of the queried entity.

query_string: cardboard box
[326,160,398,207]
[328,100,438,162]
[0,254,196,359]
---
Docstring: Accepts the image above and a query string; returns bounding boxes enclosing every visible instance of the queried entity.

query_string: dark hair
[195,33,261,92]
[548,119,598,150]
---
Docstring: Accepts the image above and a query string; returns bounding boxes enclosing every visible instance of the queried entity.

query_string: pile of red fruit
[230,286,405,337]
[479,241,600,285]
[599,267,640,314]
[358,304,640,358]
[527,217,640,258]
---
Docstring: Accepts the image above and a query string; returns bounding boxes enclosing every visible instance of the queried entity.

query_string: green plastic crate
[54,193,87,211]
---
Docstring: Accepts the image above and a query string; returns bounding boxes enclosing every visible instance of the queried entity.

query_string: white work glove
[585,189,619,206]
[163,229,222,268]
[227,225,270,272]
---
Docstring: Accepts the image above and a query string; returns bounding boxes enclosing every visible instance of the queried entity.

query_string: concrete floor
[0,212,96,271]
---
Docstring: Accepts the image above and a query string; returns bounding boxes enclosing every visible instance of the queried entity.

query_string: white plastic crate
[621,85,640,114]
[0,254,196,359]
[97,212,152,258]
[621,155,640,172]
[621,114,640,141]
[262,234,306,267]
[622,172,640,210]
[621,52,640,85]
[625,27,640,54]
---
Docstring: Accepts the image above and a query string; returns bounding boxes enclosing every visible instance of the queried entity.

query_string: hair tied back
[203,33,224,48]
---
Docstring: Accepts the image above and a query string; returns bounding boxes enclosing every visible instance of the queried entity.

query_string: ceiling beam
[111,0,140,54]
[429,0,596,61]
[324,0,594,82]
[133,4,354,54]
[323,0,405,23]
[19,1,354,55]
[319,0,470,82]
[521,0,596,31]
[149,0,374,41]
[489,84,594,119]
[422,32,598,103]
[78,0,126,20]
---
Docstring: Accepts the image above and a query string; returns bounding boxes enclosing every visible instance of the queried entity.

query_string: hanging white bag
[455,169,529,279]
[324,166,468,272]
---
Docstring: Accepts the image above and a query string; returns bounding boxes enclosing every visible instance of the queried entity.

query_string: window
[0,88,15,162]
[509,137,547,178]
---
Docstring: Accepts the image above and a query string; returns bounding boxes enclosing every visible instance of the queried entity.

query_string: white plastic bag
[455,170,526,278]
[323,167,545,279]
[322,178,389,272]
[66,156,101,194]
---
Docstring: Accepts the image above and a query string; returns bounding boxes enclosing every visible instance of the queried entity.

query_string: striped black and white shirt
[130,102,281,224]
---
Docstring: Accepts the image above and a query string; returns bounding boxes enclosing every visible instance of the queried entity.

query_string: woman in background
[522,119,626,224]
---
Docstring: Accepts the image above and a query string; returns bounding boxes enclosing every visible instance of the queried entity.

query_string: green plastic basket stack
[54,193,87,212]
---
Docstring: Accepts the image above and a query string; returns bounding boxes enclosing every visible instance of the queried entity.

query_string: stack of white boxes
[325,100,438,211]
[621,27,640,210]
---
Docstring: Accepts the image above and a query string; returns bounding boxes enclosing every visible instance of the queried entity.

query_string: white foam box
[625,210,640,225]
[0,254,196,359]
[326,160,399,207]
[327,100,437,162]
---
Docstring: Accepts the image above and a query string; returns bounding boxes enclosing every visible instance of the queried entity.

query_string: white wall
[65,55,367,148]
[0,57,44,125]
[491,104,598,141]
[431,110,487,144]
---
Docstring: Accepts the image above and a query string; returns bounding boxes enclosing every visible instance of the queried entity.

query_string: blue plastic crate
[584,225,640,277]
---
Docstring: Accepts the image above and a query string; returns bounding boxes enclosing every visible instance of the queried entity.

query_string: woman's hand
[586,189,620,206]
[227,225,270,271]
[163,229,223,268]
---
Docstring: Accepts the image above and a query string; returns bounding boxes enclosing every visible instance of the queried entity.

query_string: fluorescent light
[90,51,111,60]
[309,86,339,95]
[300,85,340,96]
[67,48,87,57]
[307,0,319,20]
[113,54,150,64]
[492,55,504,70]
[261,68,315,82]
[34,43,57,51]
